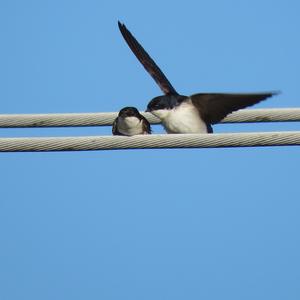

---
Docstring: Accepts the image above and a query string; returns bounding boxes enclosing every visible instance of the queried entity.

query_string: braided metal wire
[0,108,300,128]
[0,132,299,152]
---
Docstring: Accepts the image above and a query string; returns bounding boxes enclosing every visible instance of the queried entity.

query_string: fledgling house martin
[118,21,278,134]
[112,107,151,136]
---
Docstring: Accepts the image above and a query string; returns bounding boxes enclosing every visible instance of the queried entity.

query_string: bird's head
[118,107,140,118]
[146,95,187,119]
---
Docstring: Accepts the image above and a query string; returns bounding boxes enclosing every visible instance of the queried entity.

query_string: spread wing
[118,21,178,96]
[190,92,278,124]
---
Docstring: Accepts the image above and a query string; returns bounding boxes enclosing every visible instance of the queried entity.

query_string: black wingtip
[116,20,178,95]
[262,90,281,99]
[254,91,281,101]
[117,20,125,31]
[118,21,129,37]
[237,91,281,98]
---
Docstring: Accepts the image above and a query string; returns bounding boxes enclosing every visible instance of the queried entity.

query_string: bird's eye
[148,97,167,111]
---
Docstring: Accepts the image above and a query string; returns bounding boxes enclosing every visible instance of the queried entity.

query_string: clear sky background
[1,1,300,299]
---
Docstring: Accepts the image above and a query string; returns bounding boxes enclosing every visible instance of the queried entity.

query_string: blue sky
[0,1,300,299]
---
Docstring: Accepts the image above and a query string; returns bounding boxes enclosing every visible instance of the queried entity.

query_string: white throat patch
[151,99,208,133]
[118,116,144,135]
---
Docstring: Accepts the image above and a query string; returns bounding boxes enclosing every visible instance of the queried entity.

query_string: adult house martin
[118,21,278,134]
[112,107,151,136]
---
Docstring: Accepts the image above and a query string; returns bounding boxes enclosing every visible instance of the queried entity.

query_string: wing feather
[118,21,178,95]
[112,117,121,135]
[141,115,152,134]
[190,92,278,124]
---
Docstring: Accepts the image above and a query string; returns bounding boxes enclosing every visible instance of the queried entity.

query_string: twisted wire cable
[0,108,299,128]
[0,132,299,152]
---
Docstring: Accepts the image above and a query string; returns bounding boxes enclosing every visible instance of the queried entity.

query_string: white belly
[161,101,208,133]
[118,117,144,136]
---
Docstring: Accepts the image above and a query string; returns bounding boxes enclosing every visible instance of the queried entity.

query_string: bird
[112,106,151,136]
[118,21,278,134]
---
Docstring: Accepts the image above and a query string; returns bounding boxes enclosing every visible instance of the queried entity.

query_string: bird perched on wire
[112,106,151,136]
[118,21,278,134]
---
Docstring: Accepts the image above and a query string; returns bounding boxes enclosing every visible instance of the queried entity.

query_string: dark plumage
[118,21,178,96]
[118,21,279,134]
